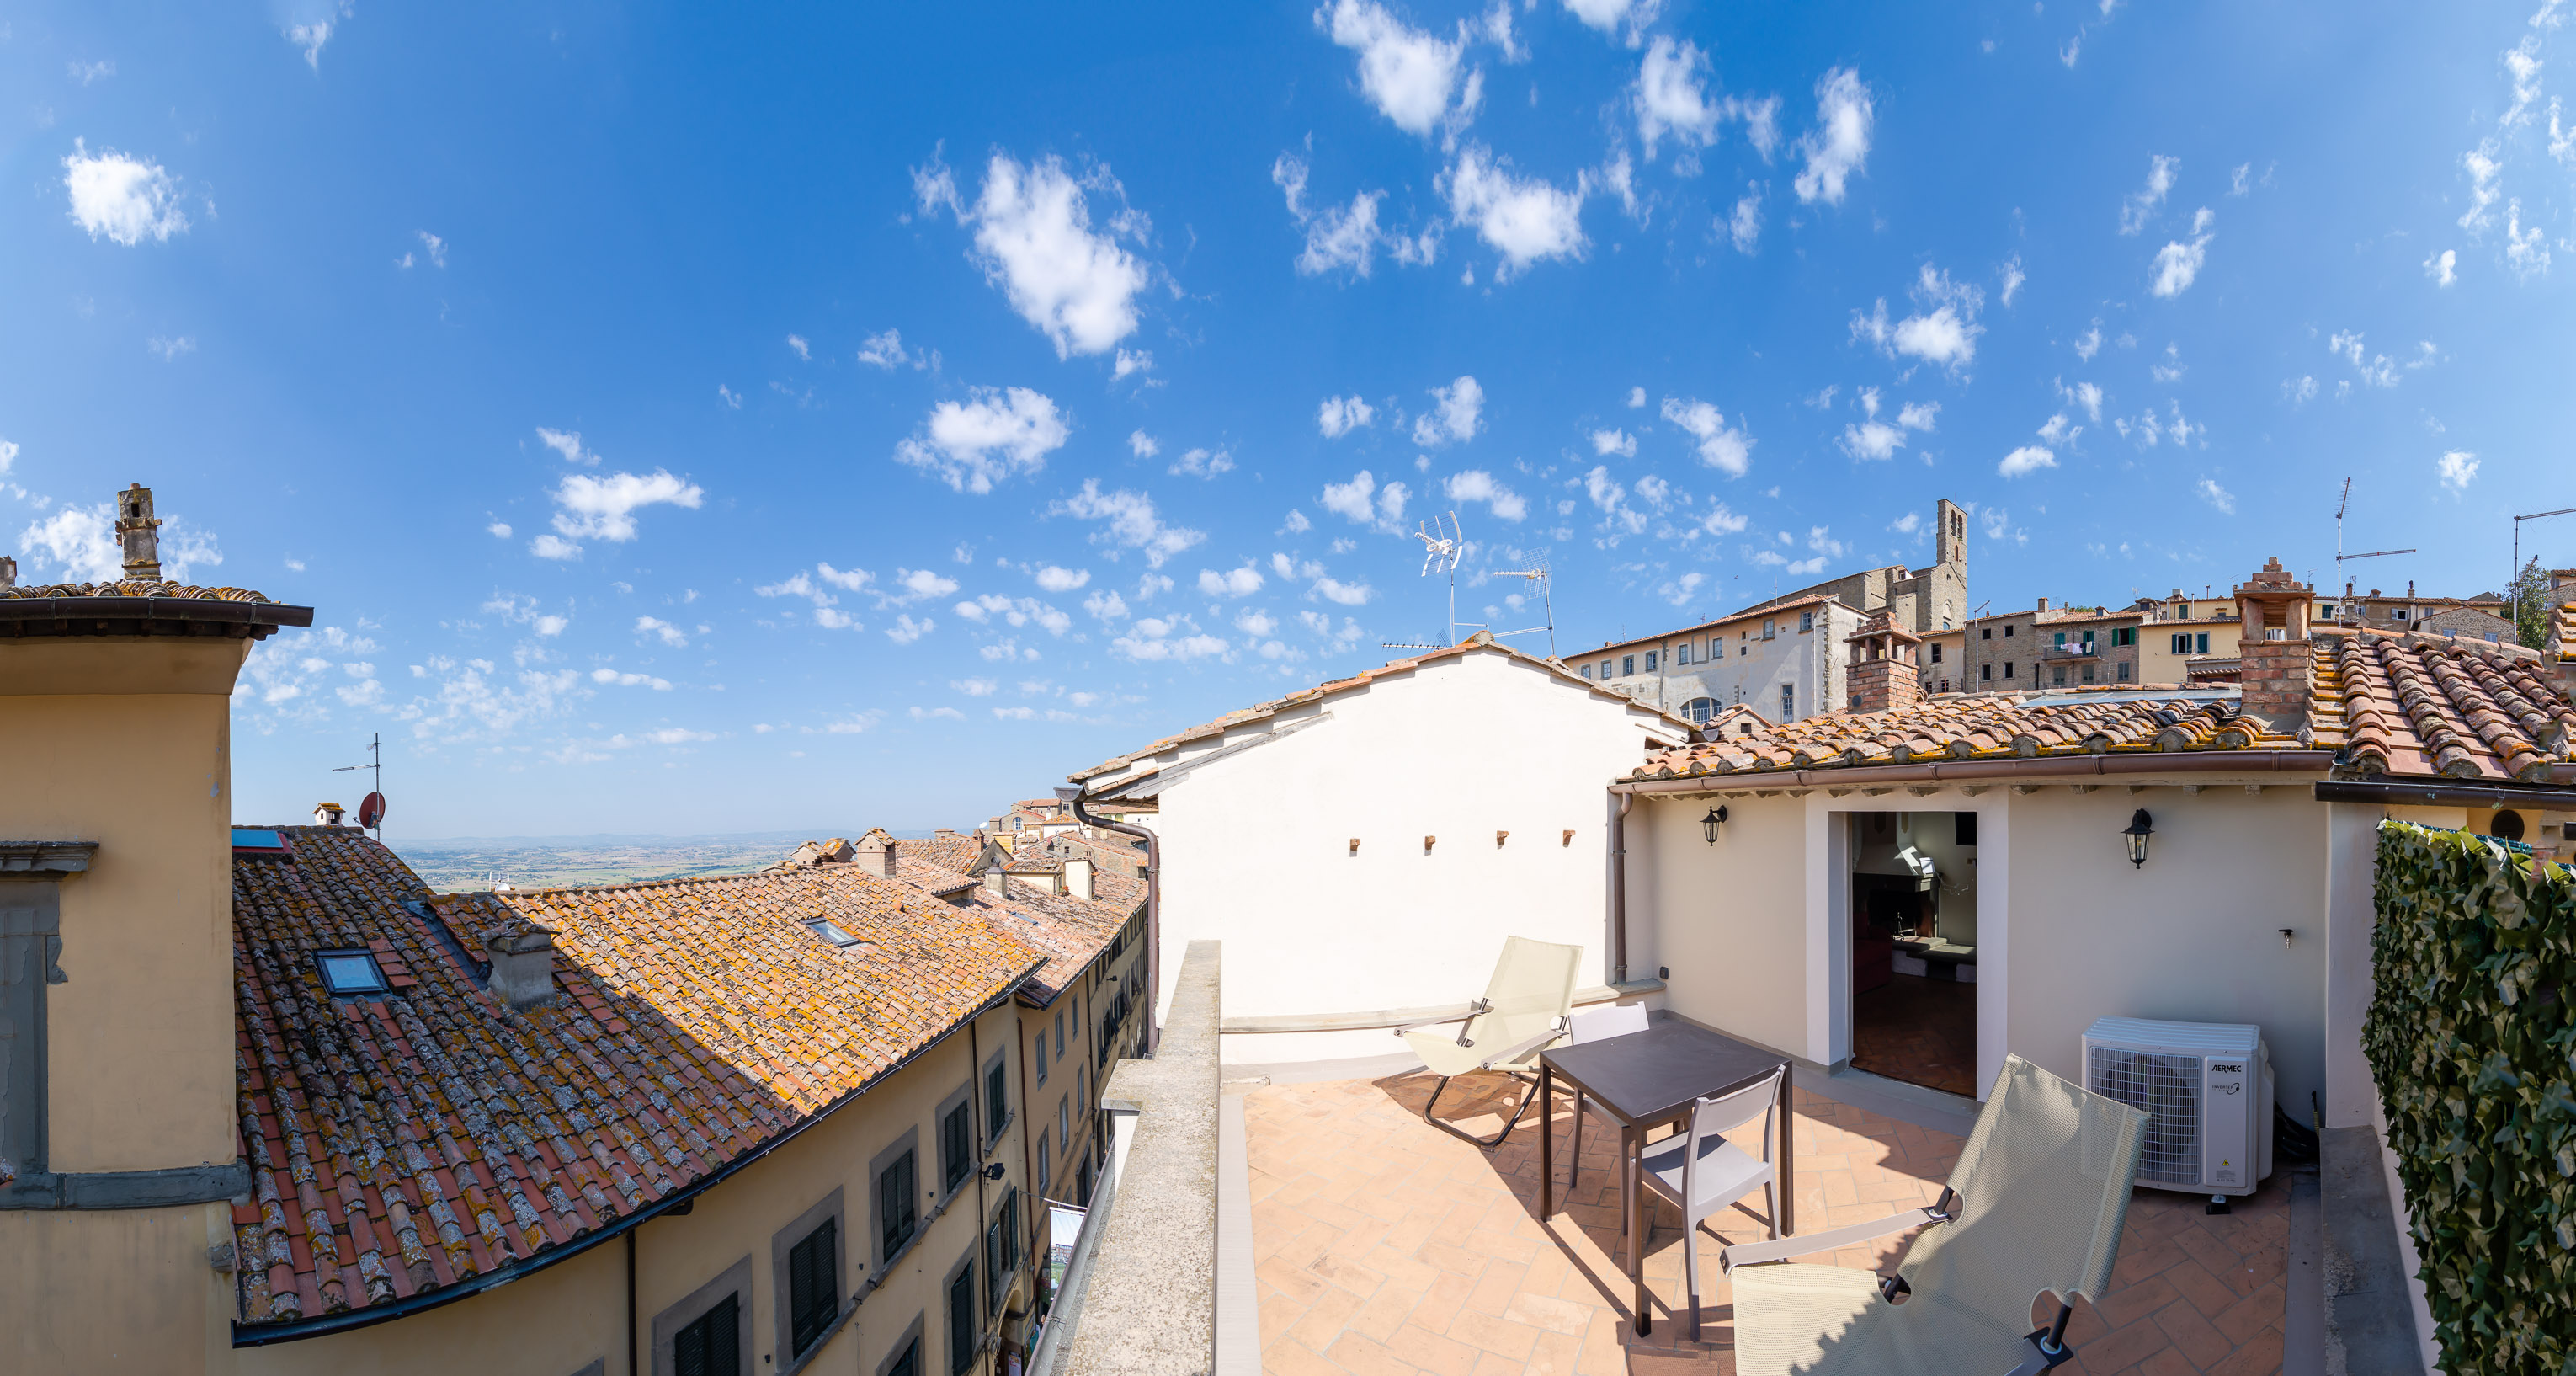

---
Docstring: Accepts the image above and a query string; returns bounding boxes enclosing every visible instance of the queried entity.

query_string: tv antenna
[1382,511,1472,651]
[332,732,387,841]
[2333,478,2414,621]
[1488,553,1557,658]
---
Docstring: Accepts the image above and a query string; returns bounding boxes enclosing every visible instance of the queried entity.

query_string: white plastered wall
[1139,649,1682,1065]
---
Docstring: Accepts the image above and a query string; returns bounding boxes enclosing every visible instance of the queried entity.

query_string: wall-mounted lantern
[1701,805,1729,845]
[2121,809,2155,868]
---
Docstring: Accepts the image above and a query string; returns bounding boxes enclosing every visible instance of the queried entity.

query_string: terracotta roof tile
[0,578,280,602]
[1633,688,2282,779]
[230,827,1043,1331]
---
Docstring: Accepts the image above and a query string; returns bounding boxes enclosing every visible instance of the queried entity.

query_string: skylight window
[806,918,860,947]
[315,950,389,996]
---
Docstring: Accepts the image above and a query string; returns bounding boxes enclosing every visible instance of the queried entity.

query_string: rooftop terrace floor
[1245,1069,2291,1376]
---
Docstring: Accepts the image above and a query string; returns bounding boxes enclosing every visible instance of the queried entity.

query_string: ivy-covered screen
[2364,820,2576,1374]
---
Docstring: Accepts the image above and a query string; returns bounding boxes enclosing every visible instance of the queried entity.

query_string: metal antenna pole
[331,733,384,840]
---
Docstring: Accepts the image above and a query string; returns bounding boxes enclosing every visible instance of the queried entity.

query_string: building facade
[1962,599,2148,690]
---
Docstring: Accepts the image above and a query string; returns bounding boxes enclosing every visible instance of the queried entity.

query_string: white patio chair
[1717,1053,2149,1376]
[1638,1064,1785,1333]
[1562,1003,1651,1195]
[1393,936,1581,1149]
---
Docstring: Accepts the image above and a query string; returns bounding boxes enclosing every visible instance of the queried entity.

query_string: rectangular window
[1599,659,1612,678]
[787,1218,839,1357]
[2052,668,2066,686]
[2112,627,2136,647]
[879,1149,919,1261]
[1035,1132,1050,1199]
[1621,654,1635,676]
[1929,643,1942,663]
[2116,661,2133,682]
[1711,638,1723,659]
[674,1295,741,1376]
[1057,1093,1070,1144]
[947,1263,977,1375]
[2004,662,2015,678]
[2171,632,2190,654]
[1054,1013,1065,1061]
[1780,684,1794,719]
[939,1098,973,1193]
[1643,650,1658,672]
[1034,1039,1046,1087]
[1581,664,1593,679]
[1,883,61,1176]
[2053,632,2066,647]
[1674,643,1690,665]
[1980,663,1992,681]
[1798,611,1815,633]
[2195,633,2210,654]
[2081,665,2095,684]
[2003,625,2014,637]
[982,1187,1023,1316]
[985,1054,1009,1143]
[1980,626,1991,640]
[889,1334,923,1376]
[316,949,389,996]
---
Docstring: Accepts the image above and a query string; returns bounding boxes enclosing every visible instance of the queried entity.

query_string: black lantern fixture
[1701,805,1729,845]
[2121,809,2155,868]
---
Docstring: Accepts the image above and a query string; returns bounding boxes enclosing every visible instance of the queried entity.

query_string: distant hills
[391,828,948,893]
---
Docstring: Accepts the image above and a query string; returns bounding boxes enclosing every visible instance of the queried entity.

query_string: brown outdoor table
[1538,1021,1792,1336]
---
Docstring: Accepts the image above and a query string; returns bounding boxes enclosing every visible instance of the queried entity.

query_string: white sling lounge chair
[1717,1054,2149,1376]
[1394,936,1581,1149]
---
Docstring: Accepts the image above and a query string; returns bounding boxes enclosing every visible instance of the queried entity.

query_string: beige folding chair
[1717,1054,2149,1376]
[1393,936,1582,1149]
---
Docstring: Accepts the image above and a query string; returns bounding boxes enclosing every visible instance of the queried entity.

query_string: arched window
[1680,696,1719,725]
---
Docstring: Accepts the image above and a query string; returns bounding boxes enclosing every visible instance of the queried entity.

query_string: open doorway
[1847,811,1979,1096]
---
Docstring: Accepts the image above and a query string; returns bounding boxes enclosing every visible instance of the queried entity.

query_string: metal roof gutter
[2313,777,2576,810]
[1609,749,2339,796]
[231,960,1044,1347]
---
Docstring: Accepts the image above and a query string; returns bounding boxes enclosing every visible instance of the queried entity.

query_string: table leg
[1628,1122,1649,1335]
[1779,1063,1795,1236]
[1539,1063,1554,1217]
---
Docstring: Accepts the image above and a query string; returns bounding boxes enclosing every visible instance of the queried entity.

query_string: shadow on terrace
[1242,1054,2295,1376]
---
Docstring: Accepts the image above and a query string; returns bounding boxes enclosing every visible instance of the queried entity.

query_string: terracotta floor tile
[1324,1331,1423,1376]
[2211,1279,2284,1345]
[1384,1322,1480,1376]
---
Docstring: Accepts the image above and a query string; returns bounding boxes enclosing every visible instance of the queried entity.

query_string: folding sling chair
[1393,936,1581,1149]
[1717,1054,2149,1376]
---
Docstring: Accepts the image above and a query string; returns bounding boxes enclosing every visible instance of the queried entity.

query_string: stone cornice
[0,841,100,876]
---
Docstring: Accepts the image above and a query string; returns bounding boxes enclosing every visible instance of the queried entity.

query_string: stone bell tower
[114,483,162,582]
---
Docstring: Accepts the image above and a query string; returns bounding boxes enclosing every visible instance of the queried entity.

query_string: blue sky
[5,0,2573,838]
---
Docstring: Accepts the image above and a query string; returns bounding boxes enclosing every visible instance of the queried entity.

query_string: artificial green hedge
[2366,820,2576,1374]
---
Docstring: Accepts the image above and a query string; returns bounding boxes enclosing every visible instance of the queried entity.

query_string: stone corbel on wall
[0,840,100,877]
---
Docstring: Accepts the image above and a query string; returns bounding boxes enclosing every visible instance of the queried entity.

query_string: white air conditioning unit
[2082,1016,2272,1201]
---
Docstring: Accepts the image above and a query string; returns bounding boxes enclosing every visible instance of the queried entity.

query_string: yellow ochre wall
[2,636,251,1376]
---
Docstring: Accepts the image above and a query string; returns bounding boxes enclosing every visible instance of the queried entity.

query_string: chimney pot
[313,802,345,826]
[0,555,14,589]
[485,926,558,1012]
[114,483,164,582]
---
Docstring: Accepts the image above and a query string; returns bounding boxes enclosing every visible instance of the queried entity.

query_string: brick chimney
[484,925,559,1012]
[114,483,162,581]
[2233,557,2315,728]
[854,827,897,877]
[1844,612,1924,715]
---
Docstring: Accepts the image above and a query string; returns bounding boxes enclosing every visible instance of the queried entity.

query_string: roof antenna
[1488,552,1557,658]
[1382,511,1468,651]
[332,732,387,841]
[2334,477,2413,621]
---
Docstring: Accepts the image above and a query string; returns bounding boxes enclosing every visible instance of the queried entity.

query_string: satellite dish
[358,792,387,829]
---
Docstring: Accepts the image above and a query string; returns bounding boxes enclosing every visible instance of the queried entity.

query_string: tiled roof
[1628,627,2576,786]
[229,827,1041,1331]
[892,845,1144,1006]
[904,833,991,874]
[1075,631,1689,785]
[1,578,279,602]
[2309,629,2574,781]
[1631,687,2287,779]
[1583,593,1846,657]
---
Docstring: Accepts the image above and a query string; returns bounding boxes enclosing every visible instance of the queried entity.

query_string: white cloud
[1840,421,1904,461]
[2283,376,2319,405]
[535,427,599,467]
[2196,478,2234,515]
[1999,255,2025,307]
[1127,429,1159,460]
[1319,470,1413,531]
[858,328,929,370]
[1635,37,1721,158]
[1590,428,1637,457]
[1282,509,1312,534]
[886,614,935,645]
[0,439,14,475]
[1083,589,1130,621]
[636,616,688,647]
[2437,450,2479,493]
[1445,469,1527,521]
[1562,0,1658,40]
[1035,565,1090,593]
[1726,189,1762,253]
[2504,198,2551,278]
[2424,249,2458,287]
[1998,445,2057,477]
[1113,349,1153,381]
[1312,576,1375,605]
[1659,397,1752,476]
[590,667,674,691]
[1791,68,1872,205]
[953,677,1000,696]
[1890,512,1922,534]
[546,469,705,547]
[1701,503,1749,535]
[1318,394,1376,437]
[889,568,960,604]
[894,387,1068,493]
[2118,154,2177,235]
[61,141,188,245]
[911,706,966,722]
[280,3,349,68]
[1113,612,1232,662]
[785,333,811,361]
[530,534,583,561]
[2057,380,2104,421]
[717,384,742,409]
[1412,376,1483,445]
[1658,572,1706,607]
[1051,479,1207,567]
[1626,387,1647,408]
[148,335,195,361]
[1274,155,1397,278]
[2460,143,2503,233]
[1170,446,1236,478]
[2074,323,2104,360]
[2149,209,2214,297]
[920,151,1150,358]
[1850,264,1985,373]
[1442,147,1587,277]
[1197,565,1266,597]
[1317,0,1472,136]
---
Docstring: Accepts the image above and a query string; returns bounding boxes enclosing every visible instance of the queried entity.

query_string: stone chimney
[1844,612,1924,715]
[313,802,345,826]
[854,828,896,877]
[1065,857,1095,901]
[114,483,163,582]
[982,867,1009,899]
[0,555,14,588]
[2233,557,2316,729]
[485,925,559,1012]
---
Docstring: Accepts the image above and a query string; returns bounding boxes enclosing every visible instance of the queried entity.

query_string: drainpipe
[1610,791,1634,985]
[970,1017,993,1369]
[625,1230,636,1376]
[1062,787,1159,1054]
[1014,1005,1040,1269]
